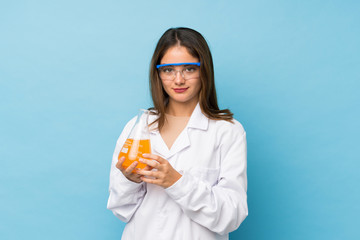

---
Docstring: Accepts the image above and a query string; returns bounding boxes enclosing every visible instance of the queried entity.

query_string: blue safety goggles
[156,62,201,68]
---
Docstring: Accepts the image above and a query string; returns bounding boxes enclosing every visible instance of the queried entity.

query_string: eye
[161,67,174,73]
[184,67,197,73]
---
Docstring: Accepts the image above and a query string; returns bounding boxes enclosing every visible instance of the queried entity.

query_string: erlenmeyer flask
[118,109,151,170]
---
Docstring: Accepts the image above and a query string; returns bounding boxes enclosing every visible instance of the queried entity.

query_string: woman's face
[159,46,201,107]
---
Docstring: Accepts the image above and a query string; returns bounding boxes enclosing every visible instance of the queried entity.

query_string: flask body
[118,109,151,169]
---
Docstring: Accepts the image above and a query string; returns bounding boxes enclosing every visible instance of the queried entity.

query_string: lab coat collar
[148,102,209,159]
[186,102,209,131]
[148,102,209,133]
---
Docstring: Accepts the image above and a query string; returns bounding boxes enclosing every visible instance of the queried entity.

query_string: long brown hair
[149,27,233,130]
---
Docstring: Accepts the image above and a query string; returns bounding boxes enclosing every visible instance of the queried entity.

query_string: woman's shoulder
[117,116,138,137]
[124,108,158,124]
[211,117,246,136]
[124,115,138,127]
[122,109,159,130]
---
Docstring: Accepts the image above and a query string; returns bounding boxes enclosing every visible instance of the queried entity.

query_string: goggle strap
[156,62,201,69]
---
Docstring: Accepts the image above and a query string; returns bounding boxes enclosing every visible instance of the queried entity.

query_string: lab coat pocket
[189,167,220,186]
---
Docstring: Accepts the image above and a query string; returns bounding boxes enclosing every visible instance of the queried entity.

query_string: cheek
[161,81,171,93]
[161,81,168,88]
[194,79,202,93]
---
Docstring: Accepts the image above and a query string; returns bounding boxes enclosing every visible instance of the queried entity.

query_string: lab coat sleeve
[107,117,147,223]
[165,123,248,235]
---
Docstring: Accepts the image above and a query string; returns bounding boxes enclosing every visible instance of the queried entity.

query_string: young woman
[107,27,248,240]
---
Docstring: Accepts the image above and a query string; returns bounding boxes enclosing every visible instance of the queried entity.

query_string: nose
[174,70,185,85]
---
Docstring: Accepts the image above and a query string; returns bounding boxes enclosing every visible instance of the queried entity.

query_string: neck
[166,99,198,117]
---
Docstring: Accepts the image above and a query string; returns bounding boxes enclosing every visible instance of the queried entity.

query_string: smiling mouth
[173,88,188,93]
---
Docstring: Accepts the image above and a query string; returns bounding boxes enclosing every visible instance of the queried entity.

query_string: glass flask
[118,109,151,170]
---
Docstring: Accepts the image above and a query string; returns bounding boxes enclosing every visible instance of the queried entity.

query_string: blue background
[1,0,359,239]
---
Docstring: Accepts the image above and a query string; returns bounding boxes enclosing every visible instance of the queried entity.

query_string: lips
[173,88,188,93]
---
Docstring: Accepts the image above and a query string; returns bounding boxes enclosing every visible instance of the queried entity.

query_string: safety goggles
[156,62,201,81]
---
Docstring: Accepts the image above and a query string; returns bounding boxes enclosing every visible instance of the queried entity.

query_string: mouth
[173,88,188,93]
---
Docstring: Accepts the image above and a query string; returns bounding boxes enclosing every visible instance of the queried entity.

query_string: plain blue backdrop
[1,0,359,239]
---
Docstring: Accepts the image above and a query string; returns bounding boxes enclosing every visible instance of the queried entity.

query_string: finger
[140,176,161,185]
[142,153,165,163]
[137,169,160,178]
[143,165,153,171]
[124,161,138,175]
[139,158,160,169]
[116,157,126,170]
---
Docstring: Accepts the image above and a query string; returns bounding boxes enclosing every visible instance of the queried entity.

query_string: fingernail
[142,153,149,157]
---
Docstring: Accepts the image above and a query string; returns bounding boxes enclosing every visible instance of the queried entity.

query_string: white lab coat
[107,103,248,240]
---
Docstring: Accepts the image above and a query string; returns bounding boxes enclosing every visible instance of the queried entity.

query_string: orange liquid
[118,138,151,169]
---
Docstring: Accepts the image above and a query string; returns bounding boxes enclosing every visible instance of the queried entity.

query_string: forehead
[161,46,199,64]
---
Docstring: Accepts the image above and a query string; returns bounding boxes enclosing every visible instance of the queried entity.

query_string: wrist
[166,172,182,189]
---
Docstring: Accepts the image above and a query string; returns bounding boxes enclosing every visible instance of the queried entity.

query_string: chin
[172,96,198,104]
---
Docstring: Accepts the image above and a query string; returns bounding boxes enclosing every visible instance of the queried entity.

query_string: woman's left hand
[136,153,182,188]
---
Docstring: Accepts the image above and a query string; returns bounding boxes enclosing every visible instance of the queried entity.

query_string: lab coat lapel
[186,103,209,131]
[168,128,190,158]
[168,103,209,158]
[149,103,209,159]
[148,115,170,158]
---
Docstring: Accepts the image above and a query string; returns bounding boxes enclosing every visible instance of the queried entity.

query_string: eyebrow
[156,62,201,68]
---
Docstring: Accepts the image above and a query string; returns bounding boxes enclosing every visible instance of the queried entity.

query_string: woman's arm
[136,121,248,234]
[107,117,147,222]
[164,125,248,235]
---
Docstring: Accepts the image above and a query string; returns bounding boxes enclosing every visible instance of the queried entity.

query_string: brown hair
[149,27,233,130]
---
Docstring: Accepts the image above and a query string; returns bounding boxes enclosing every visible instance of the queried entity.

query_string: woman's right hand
[116,156,150,183]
